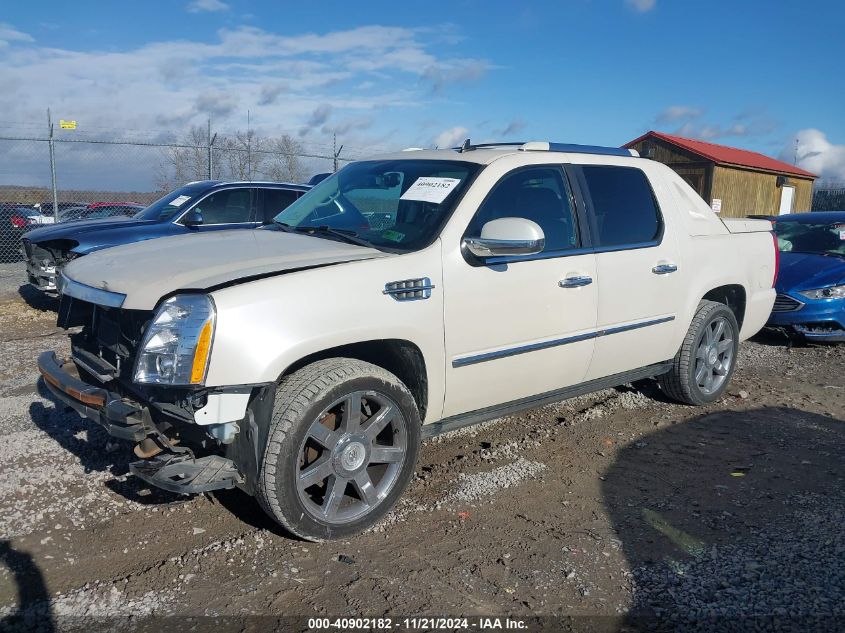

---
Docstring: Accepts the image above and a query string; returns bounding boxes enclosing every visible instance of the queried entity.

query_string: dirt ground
[0,266,843,632]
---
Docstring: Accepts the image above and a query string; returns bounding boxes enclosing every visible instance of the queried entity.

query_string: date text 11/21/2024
[307,616,528,630]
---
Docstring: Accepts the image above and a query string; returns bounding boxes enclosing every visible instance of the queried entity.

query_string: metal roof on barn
[625,130,817,179]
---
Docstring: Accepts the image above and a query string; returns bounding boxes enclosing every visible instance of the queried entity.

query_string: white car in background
[30,203,56,224]
[39,141,777,541]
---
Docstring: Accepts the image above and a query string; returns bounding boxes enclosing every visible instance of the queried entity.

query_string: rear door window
[578,165,661,247]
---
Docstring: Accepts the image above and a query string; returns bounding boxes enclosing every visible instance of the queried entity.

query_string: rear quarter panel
[660,166,776,343]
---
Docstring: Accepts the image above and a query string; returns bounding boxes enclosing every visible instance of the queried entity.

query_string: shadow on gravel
[17,284,59,313]
[30,378,183,506]
[603,406,845,630]
[749,327,832,350]
[0,540,55,632]
[212,488,302,539]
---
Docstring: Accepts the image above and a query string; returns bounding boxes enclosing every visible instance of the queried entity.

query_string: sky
[1,0,844,188]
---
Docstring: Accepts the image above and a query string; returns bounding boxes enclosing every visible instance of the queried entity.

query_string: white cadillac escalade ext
[39,141,777,540]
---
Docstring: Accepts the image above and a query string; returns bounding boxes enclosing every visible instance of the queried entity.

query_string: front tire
[256,358,421,541]
[658,300,739,405]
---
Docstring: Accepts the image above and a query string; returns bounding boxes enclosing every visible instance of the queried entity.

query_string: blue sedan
[767,211,845,342]
[22,180,309,292]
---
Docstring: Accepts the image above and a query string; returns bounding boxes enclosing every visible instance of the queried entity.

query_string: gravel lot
[0,266,843,632]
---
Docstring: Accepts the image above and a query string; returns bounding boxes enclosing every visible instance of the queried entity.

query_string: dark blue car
[767,211,845,342]
[21,180,310,292]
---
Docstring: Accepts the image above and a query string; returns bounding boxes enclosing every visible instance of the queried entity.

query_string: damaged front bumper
[26,257,58,292]
[37,351,247,494]
[792,324,845,342]
[38,351,152,441]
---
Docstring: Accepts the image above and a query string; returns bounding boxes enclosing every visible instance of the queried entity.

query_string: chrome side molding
[452,315,675,368]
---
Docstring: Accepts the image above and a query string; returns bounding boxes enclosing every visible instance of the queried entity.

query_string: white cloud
[656,105,702,124]
[0,22,33,47]
[781,129,845,183]
[434,126,469,148]
[654,105,777,142]
[674,122,750,140]
[194,90,239,118]
[0,23,491,145]
[187,0,229,13]
[625,0,656,12]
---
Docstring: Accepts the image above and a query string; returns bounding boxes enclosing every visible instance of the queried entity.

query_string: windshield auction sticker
[400,177,460,204]
[171,195,192,207]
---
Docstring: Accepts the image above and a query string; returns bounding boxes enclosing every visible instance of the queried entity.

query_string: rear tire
[256,358,421,541]
[658,300,739,405]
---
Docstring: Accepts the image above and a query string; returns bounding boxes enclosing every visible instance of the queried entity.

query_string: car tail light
[771,231,780,288]
[10,215,26,228]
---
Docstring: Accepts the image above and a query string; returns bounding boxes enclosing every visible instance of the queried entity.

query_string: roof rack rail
[520,141,637,157]
[453,140,527,152]
[452,139,637,157]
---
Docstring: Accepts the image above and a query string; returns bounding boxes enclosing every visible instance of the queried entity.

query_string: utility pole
[47,108,59,221]
[247,109,252,181]
[793,138,799,166]
[207,119,217,180]
[333,133,343,172]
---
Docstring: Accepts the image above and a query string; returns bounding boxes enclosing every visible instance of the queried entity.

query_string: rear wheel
[658,300,739,405]
[256,358,420,541]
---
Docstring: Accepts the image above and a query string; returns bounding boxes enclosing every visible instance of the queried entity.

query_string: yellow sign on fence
[59,120,77,129]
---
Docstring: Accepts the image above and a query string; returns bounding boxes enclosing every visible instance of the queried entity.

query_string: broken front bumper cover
[26,260,58,292]
[36,351,243,494]
[129,453,241,494]
[37,351,152,441]
[792,324,845,342]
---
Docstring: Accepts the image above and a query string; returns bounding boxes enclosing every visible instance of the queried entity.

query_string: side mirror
[463,217,545,258]
[182,209,203,227]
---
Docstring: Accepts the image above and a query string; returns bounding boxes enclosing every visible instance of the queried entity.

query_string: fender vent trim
[383,277,434,301]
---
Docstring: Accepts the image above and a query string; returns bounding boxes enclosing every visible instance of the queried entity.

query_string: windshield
[273,159,480,252]
[775,220,845,257]
[134,183,209,221]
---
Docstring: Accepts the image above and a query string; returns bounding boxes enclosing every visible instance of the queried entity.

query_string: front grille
[60,295,151,380]
[772,294,803,312]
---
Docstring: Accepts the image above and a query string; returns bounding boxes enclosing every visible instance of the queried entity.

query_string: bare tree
[263,134,305,183]
[155,126,220,191]
[221,130,264,181]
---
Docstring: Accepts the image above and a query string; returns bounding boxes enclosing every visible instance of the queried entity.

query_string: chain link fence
[812,186,845,211]
[0,127,365,264]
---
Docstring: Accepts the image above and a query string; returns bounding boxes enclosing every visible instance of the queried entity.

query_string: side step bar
[130,453,243,494]
[422,361,672,438]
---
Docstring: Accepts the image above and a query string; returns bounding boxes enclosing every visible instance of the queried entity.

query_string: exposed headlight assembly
[134,294,215,385]
[798,284,845,300]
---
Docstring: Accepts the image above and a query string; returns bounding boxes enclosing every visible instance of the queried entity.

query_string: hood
[62,228,389,310]
[776,251,845,292]
[23,215,150,243]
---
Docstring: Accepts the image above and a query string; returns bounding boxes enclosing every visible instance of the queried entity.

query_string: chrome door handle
[559,275,593,288]
[652,263,678,275]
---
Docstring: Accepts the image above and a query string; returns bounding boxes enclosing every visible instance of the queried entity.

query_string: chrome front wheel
[256,358,421,541]
[296,390,408,524]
